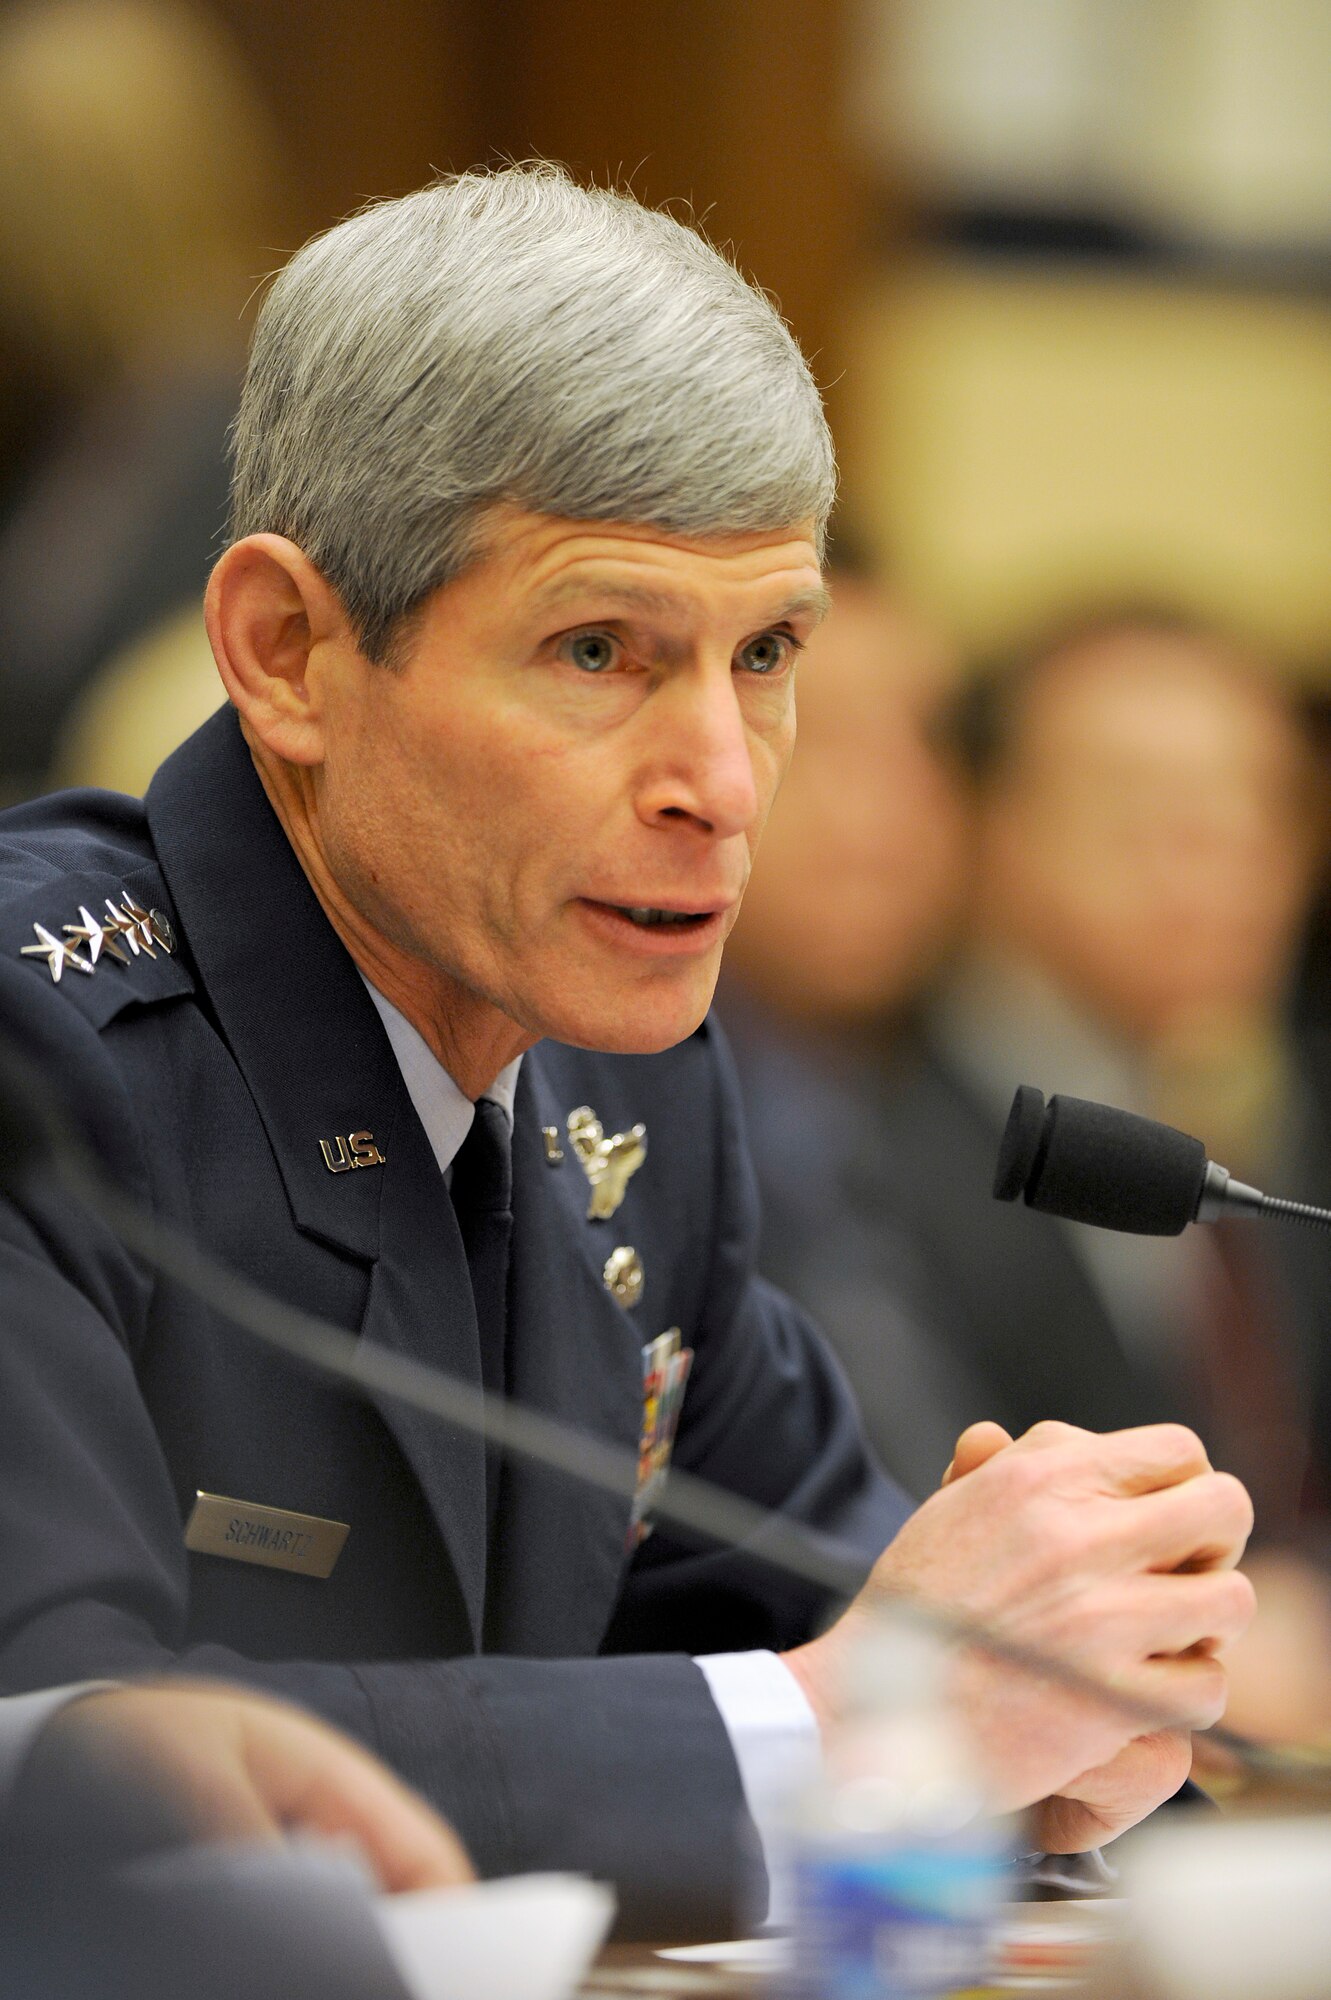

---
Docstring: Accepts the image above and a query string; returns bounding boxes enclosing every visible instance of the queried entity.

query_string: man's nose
[635,670,763,839]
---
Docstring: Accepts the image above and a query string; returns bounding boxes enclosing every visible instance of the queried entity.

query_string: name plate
[184,1492,350,1578]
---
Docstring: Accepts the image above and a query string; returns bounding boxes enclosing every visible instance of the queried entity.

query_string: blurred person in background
[718,550,979,1496]
[891,610,1331,1739]
[0,0,281,802]
[51,599,225,797]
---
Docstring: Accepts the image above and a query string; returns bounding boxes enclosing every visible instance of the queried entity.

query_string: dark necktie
[449,1097,513,1537]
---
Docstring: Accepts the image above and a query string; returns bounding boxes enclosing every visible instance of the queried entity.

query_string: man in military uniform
[0,167,1254,1936]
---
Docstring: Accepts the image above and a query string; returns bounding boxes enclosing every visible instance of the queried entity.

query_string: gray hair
[229,163,835,661]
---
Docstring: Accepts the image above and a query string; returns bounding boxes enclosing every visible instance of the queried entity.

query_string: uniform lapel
[145,709,488,1645]
[485,1056,645,1656]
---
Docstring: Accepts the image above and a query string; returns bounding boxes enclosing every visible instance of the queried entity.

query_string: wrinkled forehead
[457,505,828,617]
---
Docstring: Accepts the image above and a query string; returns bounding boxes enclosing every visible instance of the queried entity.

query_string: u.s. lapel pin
[566,1105,646,1220]
[319,1130,387,1173]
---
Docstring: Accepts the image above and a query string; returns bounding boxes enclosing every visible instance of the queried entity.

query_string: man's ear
[205,535,354,766]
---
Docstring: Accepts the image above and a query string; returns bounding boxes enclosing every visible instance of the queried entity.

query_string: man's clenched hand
[784,1420,1255,1849]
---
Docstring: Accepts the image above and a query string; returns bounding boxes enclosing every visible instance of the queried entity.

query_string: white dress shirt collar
[361,978,522,1178]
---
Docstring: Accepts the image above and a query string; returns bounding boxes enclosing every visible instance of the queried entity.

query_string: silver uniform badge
[566,1105,646,1220]
[18,887,176,983]
[603,1245,644,1309]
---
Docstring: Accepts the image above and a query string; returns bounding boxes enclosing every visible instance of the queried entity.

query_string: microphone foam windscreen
[993,1084,1049,1202]
[1023,1093,1207,1236]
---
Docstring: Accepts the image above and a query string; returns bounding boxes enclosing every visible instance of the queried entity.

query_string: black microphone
[994,1083,1331,1235]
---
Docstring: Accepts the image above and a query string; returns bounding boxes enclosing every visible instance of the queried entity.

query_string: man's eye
[566,632,619,673]
[737,632,795,676]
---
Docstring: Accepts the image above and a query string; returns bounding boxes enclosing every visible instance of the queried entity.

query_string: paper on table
[657,1938,787,1972]
[376,1872,616,2000]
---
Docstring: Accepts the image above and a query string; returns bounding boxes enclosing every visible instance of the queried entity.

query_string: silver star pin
[103,899,143,956]
[124,892,174,954]
[117,891,158,957]
[20,922,94,983]
[64,903,129,965]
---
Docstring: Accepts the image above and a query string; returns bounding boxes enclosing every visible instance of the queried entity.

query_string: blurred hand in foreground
[37,1681,474,1893]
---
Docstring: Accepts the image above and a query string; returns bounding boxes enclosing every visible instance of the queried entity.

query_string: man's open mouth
[616,906,710,929]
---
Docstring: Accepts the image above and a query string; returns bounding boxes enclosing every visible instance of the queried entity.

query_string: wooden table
[582,1943,768,1999]
[578,1900,1121,1998]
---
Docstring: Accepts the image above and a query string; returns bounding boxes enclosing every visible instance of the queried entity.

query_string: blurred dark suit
[725,983,1331,1531]
[723,993,1178,1502]
[0,370,235,797]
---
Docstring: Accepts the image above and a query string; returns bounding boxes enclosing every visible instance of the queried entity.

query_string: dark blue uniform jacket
[0,708,910,1936]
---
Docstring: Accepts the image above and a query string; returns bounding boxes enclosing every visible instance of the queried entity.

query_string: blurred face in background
[726,575,969,1024]
[0,0,280,379]
[971,627,1324,1045]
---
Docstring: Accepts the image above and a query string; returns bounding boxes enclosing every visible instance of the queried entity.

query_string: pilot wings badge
[566,1104,647,1221]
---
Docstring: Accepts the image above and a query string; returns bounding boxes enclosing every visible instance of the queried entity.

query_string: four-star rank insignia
[17,887,176,984]
[566,1104,647,1220]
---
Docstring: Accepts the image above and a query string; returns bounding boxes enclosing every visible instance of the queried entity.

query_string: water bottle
[783,1610,1012,2000]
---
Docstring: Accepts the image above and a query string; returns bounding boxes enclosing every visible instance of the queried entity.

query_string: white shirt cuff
[694,1650,821,1926]
[0,1684,117,1805]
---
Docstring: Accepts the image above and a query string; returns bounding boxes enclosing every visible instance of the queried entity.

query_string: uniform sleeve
[694,1650,821,1923]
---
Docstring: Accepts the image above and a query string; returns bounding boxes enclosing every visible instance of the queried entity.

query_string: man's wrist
[780,1643,825,1736]
[780,1597,880,1742]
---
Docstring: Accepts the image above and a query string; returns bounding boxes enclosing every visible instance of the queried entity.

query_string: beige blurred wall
[38,0,1330,688]
[840,259,1331,670]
